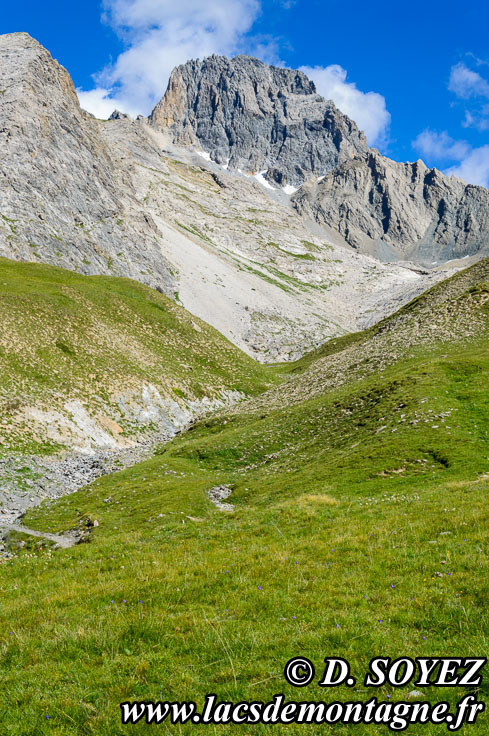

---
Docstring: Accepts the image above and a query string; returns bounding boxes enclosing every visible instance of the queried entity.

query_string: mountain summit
[0,32,174,292]
[149,55,368,187]
[151,55,489,264]
[2,32,441,362]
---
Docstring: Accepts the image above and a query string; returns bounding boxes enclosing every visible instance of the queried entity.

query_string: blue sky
[2,0,489,185]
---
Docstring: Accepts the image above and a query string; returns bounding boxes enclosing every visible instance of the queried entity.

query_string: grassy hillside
[256,257,489,407]
[1,260,489,733]
[0,258,279,453]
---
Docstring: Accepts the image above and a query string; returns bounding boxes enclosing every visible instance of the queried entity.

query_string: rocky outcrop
[0,32,444,364]
[103,112,449,360]
[150,54,489,264]
[292,150,489,263]
[149,55,368,187]
[0,32,174,293]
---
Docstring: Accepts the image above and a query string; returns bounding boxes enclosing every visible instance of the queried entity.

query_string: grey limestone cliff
[0,32,479,365]
[149,55,368,187]
[292,150,489,263]
[0,32,174,293]
[150,54,489,264]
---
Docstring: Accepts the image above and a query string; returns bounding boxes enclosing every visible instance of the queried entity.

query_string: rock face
[292,151,489,263]
[0,32,448,364]
[102,112,448,361]
[0,32,174,293]
[150,55,368,186]
[150,54,489,264]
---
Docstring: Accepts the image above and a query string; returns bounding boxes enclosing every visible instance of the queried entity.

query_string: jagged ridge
[151,54,489,264]
[293,150,489,263]
[150,54,368,187]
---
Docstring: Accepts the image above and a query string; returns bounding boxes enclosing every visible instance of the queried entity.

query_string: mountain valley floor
[1,260,489,734]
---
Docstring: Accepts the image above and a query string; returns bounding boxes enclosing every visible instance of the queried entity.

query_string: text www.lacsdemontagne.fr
[121,693,484,730]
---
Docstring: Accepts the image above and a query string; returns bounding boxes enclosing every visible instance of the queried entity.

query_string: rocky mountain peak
[149,52,489,263]
[1,28,488,334]
[149,54,368,186]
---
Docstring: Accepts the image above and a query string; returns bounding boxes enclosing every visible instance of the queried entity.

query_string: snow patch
[445,254,472,264]
[254,171,275,190]
[196,151,211,162]
[283,184,299,195]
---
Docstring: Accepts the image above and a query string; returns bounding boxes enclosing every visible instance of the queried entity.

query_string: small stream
[0,431,173,534]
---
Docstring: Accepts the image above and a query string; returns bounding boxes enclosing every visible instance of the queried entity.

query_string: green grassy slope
[1,260,489,733]
[0,258,279,453]
[251,257,489,408]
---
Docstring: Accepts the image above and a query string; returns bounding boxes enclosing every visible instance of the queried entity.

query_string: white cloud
[412,130,471,162]
[299,64,390,147]
[410,59,489,189]
[446,146,489,187]
[448,61,489,133]
[77,0,262,118]
[77,0,391,139]
[449,62,489,100]
[412,129,489,188]
[462,108,489,131]
[76,87,118,120]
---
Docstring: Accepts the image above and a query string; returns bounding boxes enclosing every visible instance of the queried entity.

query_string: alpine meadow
[1,21,489,736]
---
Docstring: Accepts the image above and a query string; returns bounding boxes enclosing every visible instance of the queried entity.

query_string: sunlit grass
[1,261,489,733]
